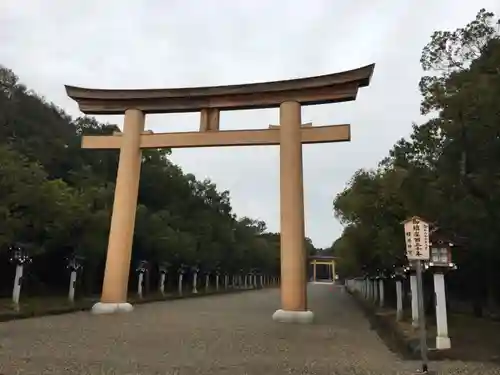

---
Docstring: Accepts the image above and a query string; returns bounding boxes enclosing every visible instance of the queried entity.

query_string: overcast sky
[1,1,499,248]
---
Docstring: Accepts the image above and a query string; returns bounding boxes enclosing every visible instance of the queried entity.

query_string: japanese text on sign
[403,217,430,260]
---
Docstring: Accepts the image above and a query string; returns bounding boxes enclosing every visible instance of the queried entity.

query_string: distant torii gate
[65,64,374,323]
[309,255,337,284]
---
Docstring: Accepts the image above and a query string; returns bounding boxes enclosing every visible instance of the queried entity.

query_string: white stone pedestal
[378,279,384,307]
[91,302,134,315]
[178,274,183,295]
[159,273,166,295]
[436,336,451,350]
[12,264,23,305]
[272,309,314,324]
[192,273,198,294]
[137,273,144,298]
[434,272,451,349]
[68,270,77,302]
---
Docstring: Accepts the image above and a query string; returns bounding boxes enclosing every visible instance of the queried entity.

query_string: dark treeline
[0,65,318,297]
[332,9,500,316]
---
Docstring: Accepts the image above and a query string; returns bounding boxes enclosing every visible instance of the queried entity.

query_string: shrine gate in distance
[310,255,337,284]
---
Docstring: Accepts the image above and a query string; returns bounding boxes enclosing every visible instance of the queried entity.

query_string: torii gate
[65,63,374,323]
[310,255,337,284]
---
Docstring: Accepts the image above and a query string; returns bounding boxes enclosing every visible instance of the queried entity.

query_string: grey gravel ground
[1,284,499,374]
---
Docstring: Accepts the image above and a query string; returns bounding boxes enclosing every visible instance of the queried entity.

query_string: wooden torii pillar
[65,64,374,323]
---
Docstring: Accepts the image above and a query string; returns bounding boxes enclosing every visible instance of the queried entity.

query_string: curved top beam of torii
[65,64,375,115]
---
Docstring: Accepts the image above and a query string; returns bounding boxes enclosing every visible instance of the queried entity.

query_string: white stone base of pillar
[436,335,451,350]
[272,309,314,324]
[91,302,134,315]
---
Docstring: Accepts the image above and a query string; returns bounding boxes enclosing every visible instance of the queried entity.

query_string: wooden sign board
[403,216,430,260]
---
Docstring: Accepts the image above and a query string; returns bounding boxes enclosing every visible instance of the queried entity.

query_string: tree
[0,64,302,297]
[332,8,500,313]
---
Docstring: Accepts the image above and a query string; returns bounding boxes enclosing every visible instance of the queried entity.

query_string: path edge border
[0,286,276,323]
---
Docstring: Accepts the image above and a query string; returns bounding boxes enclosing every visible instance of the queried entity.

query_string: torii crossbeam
[66,63,375,322]
[81,124,350,149]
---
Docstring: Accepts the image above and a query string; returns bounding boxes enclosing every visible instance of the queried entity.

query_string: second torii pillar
[272,101,313,324]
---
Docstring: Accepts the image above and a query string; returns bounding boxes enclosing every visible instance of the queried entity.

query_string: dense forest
[332,9,500,314]
[0,61,317,297]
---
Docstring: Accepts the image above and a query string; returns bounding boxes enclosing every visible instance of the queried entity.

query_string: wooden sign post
[403,216,431,374]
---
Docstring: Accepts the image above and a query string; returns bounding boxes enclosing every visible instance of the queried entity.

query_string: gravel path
[1,285,499,374]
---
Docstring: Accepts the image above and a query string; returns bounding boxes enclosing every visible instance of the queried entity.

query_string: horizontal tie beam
[311,261,335,265]
[268,122,312,129]
[81,124,350,150]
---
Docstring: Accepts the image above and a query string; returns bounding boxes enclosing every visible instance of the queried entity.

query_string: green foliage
[332,8,500,305]
[0,64,301,295]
